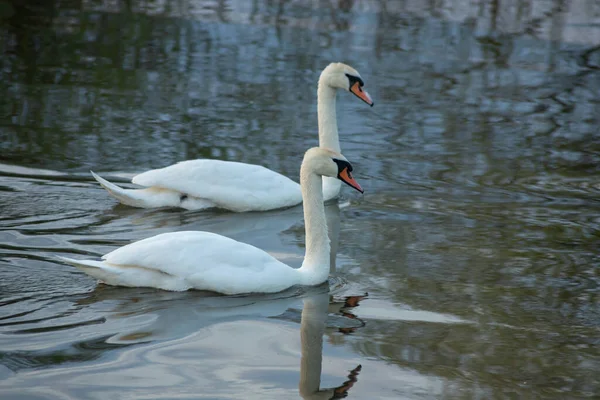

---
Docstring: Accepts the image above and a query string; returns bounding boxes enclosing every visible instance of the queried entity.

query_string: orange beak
[339,168,363,193]
[350,82,374,107]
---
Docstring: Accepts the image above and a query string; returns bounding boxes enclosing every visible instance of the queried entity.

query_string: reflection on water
[0,284,384,399]
[1,0,600,398]
[297,293,363,400]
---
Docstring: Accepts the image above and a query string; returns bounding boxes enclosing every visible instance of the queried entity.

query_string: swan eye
[332,158,353,175]
[345,73,364,88]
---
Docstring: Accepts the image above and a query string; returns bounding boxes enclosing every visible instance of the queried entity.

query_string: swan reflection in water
[297,291,366,400]
[69,279,368,399]
[72,287,367,399]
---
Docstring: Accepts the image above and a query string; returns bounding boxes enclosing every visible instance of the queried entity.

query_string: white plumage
[132,159,301,212]
[60,231,297,293]
[91,62,373,211]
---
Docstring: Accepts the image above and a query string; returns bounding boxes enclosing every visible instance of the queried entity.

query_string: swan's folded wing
[131,160,302,211]
[102,231,297,294]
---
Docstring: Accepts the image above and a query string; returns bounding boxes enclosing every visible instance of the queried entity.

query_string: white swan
[58,147,363,294]
[91,62,373,211]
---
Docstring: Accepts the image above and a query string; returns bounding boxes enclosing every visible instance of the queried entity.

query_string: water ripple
[1,0,599,398]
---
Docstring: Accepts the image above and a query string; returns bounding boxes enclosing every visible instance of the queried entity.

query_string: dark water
[1,0,600,398]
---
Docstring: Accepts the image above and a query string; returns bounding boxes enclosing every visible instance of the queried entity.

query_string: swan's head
[302,147,363,193]
[320,62,374,107]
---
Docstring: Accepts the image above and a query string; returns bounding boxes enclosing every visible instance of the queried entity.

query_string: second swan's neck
[298,169,330,286]
[317,79,342,200]
[317,82,339,153]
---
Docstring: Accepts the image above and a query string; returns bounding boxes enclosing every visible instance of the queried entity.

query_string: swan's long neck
[317,76,343,200]
[298,168,330,286]
[317,81,339,152]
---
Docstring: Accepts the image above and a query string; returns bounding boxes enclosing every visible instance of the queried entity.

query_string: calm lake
[1,0,600,398]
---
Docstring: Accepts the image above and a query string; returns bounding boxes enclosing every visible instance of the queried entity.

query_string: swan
[58,147,364,294]
[91,62,373,211]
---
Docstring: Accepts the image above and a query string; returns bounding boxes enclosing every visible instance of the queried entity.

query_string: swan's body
[62,231,302,293]
[59,147,364,294]
[92,62,373,211]
[92,160,301,212]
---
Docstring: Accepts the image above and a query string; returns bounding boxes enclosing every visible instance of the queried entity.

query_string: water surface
[1,0,600,398]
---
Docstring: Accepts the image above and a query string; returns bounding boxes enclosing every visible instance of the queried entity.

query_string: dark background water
[1,0,599,398]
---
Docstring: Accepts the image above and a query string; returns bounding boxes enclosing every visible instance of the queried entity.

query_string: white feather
[132,160,302,212]
[58,232,298,294]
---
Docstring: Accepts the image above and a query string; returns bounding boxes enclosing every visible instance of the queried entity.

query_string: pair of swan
[91,62,373,212]
[60,63,373,294]
[59,148,363,293]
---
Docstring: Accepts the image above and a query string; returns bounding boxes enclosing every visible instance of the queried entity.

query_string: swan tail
[57,256,189,291]
[56,256,118,283]
[90,171,179,208]
[57,256,105,270]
